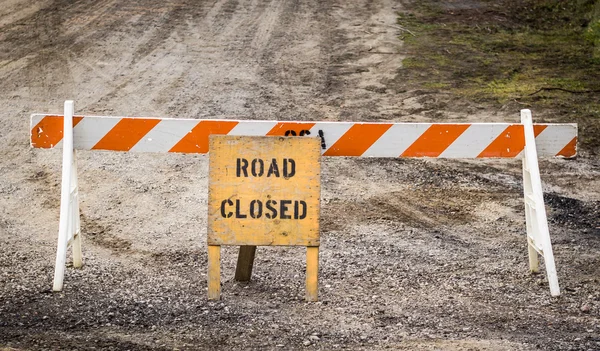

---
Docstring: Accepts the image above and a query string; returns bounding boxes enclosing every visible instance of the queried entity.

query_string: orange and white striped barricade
[31,101,577,296]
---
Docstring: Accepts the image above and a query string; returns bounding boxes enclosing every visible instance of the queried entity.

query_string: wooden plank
[528,242,540,273]
[72,233,83,268]
[208,136,321,246]
[234,245,257,281]
[207,245,221,300]
[306,246,319,302]
[31,114,578,158]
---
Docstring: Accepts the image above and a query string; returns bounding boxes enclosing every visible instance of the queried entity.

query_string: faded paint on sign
[208,136,321,246]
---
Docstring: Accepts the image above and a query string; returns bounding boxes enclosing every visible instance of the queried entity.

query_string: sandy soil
[0,0,599,350]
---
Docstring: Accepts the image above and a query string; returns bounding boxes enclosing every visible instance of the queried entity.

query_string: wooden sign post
[207,136,321,301]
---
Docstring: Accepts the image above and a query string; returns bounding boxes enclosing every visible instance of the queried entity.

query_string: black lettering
[251,158,264,177]
[284,130,297,136]
[299,129,311,136]
[265,200,278,219]
[267,158,280,177]
[283,158,296,178]
[235,199,247,218]
[221,199,233,218]
[318,130,326,150]
[280,200,292,219]
[236,158,248,177]
[250,200,263,219]
[294,201,299,219]
[297,200,307,219]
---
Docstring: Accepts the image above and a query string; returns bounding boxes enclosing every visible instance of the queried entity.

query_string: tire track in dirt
[0,0,120,60]
[0,0,51,28]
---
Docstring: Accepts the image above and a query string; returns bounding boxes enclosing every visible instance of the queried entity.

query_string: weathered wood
[234,245,257,281]
[208,136,321,246]
[528,241,539,273]
[306,247,319,302]
[30,114,579,158]
[207,245,221,300]
[207,136,322,300]
[72,233,83,268]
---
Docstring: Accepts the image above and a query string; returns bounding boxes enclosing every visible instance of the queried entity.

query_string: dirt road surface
[1,0,599,350]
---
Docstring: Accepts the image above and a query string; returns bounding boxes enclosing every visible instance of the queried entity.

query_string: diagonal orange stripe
[477,125,546,158]
[533,125,547,136]
[401,124,470,157]
[169,120,238,153]
[31,115,83,148]
[92,118,161,151]
[556,137,577,158]
[323,124,392,156]
[266,122,316,136]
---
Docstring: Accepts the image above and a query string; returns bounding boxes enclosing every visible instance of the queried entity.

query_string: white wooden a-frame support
[53,100,83,292]
[521,109,560,296]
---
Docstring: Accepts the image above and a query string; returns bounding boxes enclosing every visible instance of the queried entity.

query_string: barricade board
[30,115,578,158]
[208,136,321,246]
[31,102,575,297]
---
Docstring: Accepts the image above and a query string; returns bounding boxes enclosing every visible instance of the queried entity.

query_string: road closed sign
[208,135,321,246]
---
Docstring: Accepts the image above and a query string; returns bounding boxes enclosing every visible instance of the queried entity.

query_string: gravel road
[1,0,599,350]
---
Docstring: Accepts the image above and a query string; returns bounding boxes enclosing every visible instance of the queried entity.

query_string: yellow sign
[208,136,321,246]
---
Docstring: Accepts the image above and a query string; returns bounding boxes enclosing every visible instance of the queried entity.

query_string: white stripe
[73,117,120,150]
[228,121,277,136]
[439,124,508,158]
[308,123,353,154]
[130,119,200,152]
[362,124,431,157]
[535,124,577,157]
[30,114,46,127]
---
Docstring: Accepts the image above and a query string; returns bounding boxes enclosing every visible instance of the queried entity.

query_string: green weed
[395,0,600,153]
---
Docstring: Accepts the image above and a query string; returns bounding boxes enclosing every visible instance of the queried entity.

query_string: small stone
[581,304,592,313]
[309,335,320,342]
[303,340,311,346]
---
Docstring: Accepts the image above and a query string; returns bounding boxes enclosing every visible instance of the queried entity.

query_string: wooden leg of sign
[72,233,83,268]
[528,241,539,273]
[525,207,539,273]
[71,154,83,269]
[306,246,319,302]
[207,245,221,300]
[235,245,256,281]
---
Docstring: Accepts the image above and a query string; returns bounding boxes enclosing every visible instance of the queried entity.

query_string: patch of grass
[585,2,600,60]
[423,82,450,89]
[401,57,427,69]
[396,0,600,153]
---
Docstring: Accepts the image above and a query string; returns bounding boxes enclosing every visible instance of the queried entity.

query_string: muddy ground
[1,0,599,350]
